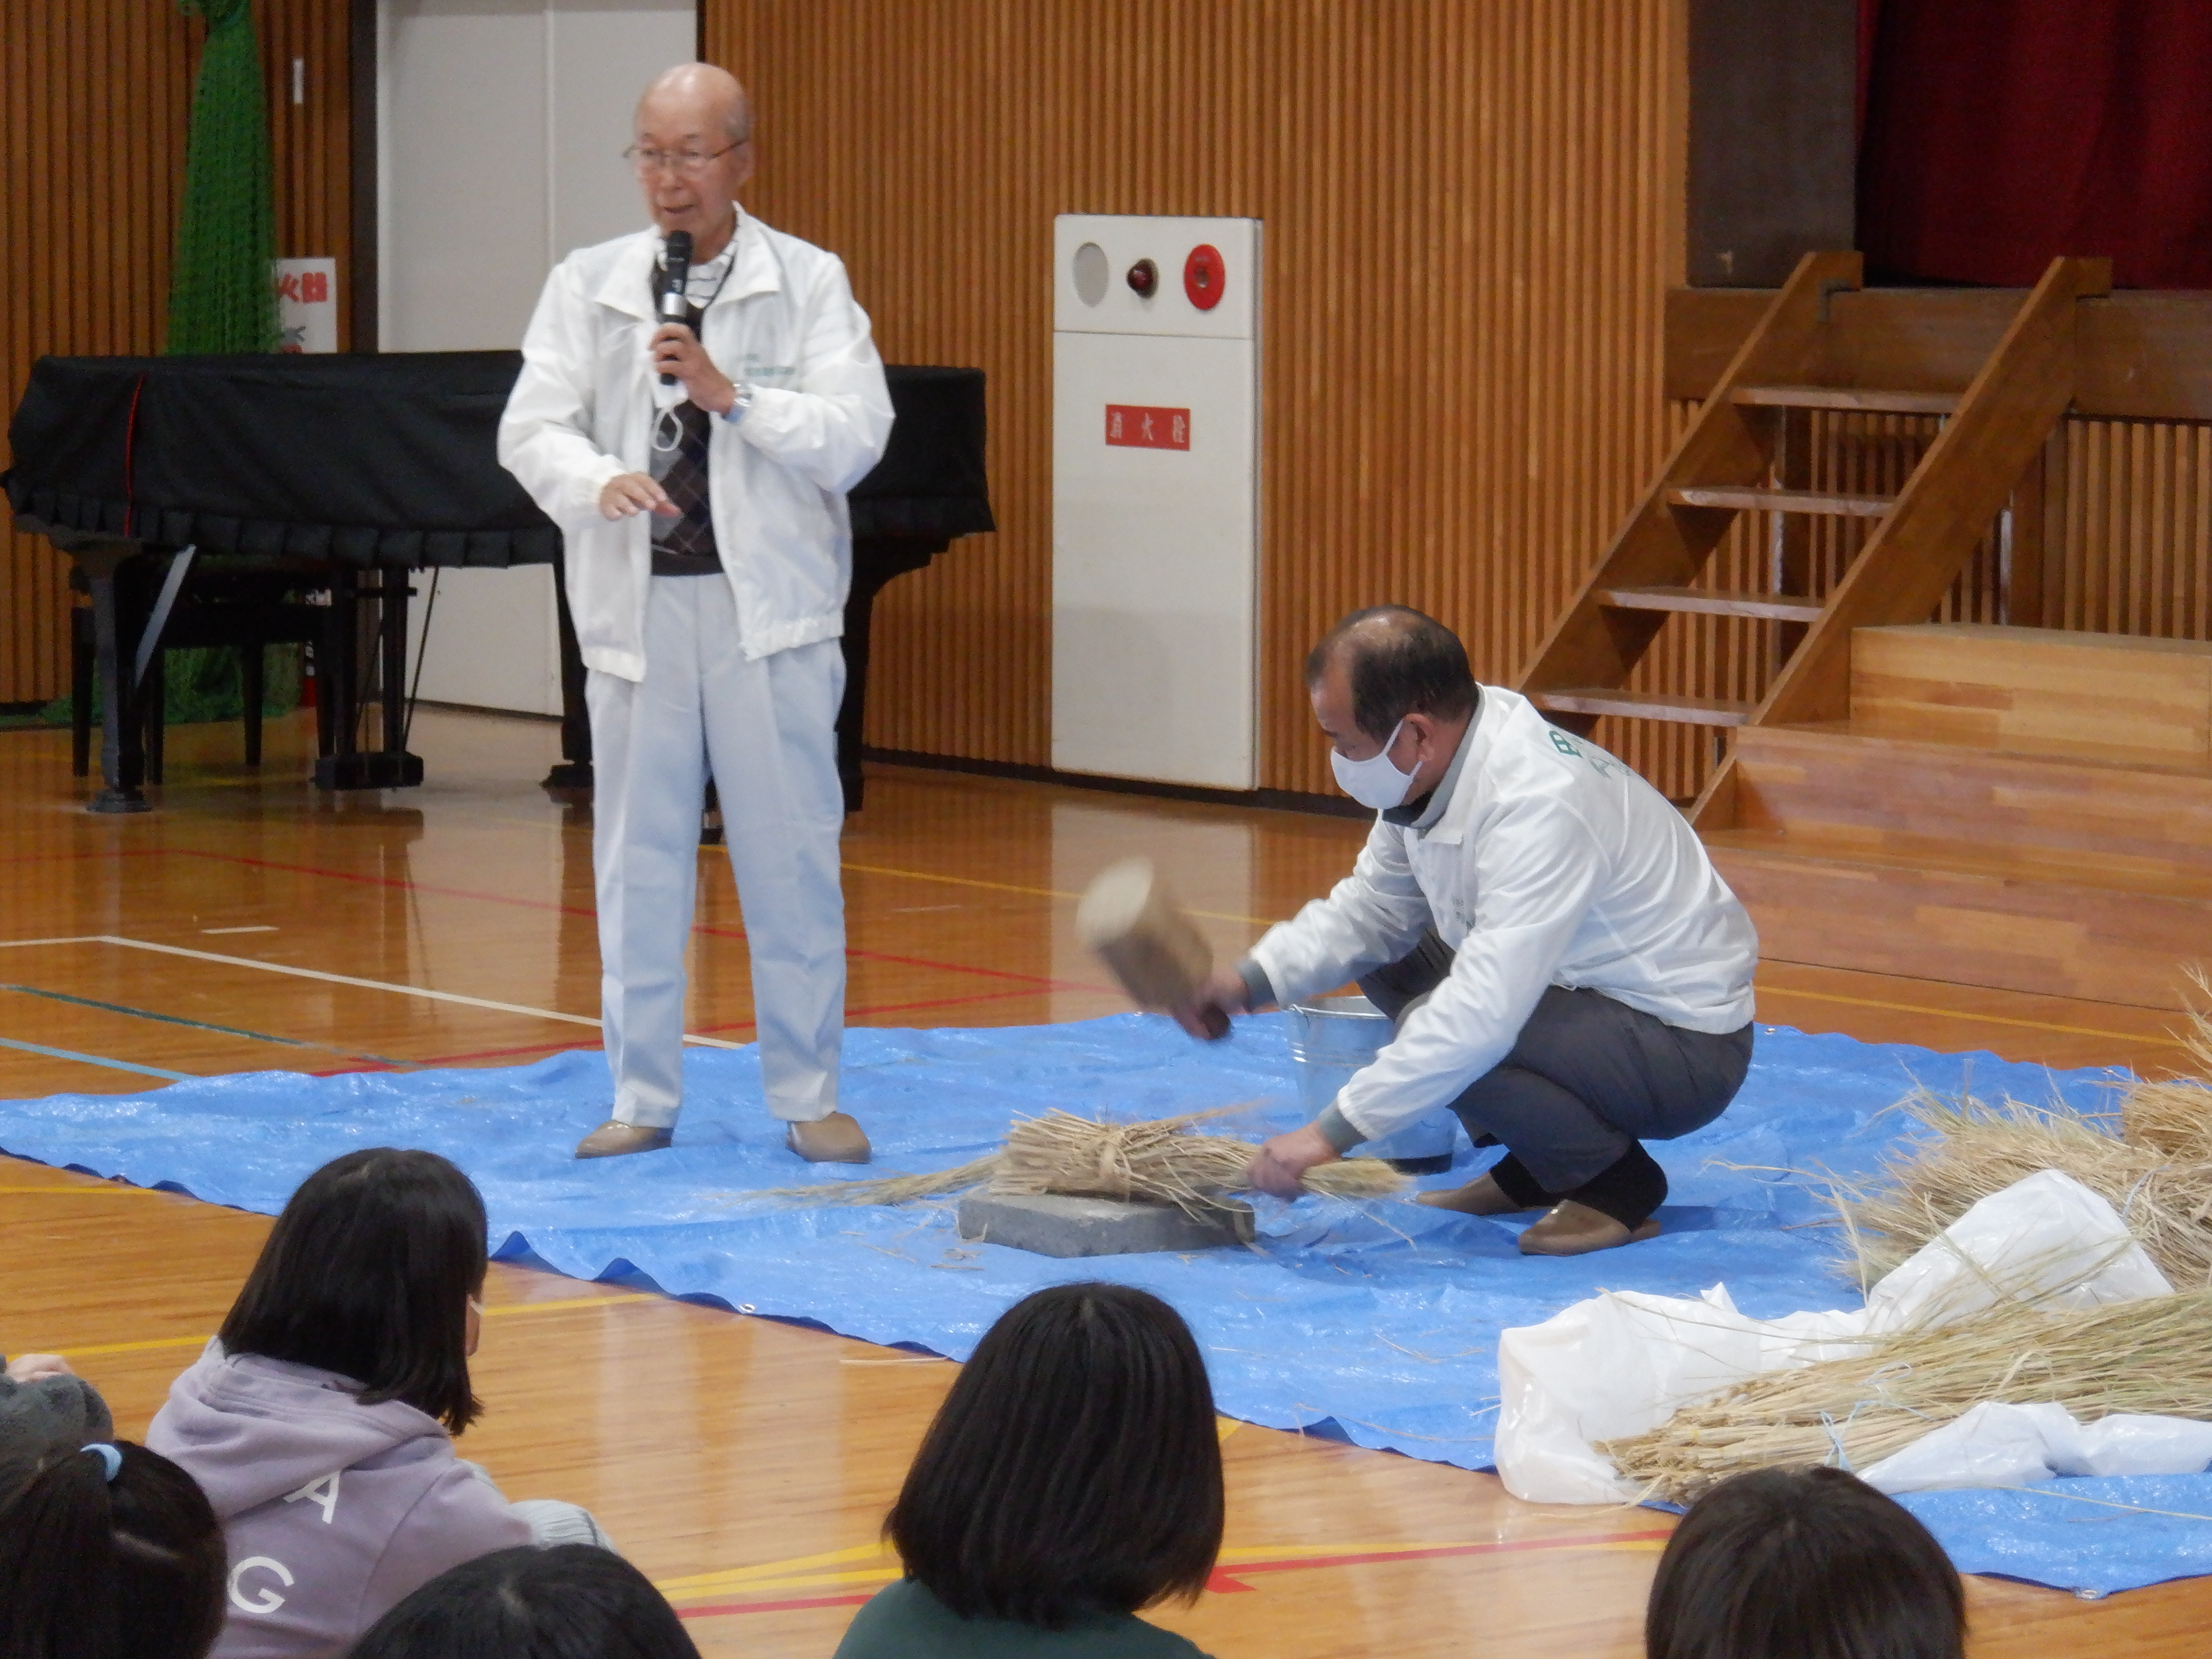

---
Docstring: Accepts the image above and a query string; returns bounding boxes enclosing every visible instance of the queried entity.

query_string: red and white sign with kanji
[271,257,338,353]
[1104,404,1190,450]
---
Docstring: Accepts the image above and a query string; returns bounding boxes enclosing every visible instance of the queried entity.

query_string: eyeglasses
[624,139,749,178]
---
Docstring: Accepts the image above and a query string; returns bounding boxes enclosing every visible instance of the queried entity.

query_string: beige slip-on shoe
[1412,1172,1536,1217]
[574,1120,674,1160]
[1516,1200,1662,1257]
[785,1111,872,1165]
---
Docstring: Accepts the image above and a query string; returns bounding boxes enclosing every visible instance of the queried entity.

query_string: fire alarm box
[1052,215,1261,789]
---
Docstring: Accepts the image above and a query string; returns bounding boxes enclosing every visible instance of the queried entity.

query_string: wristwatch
[722,381,757,425]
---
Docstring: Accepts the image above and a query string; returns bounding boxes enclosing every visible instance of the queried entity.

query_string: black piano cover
[6,353,991,568]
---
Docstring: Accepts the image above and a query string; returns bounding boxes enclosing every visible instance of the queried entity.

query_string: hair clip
[83,1443,123,1483]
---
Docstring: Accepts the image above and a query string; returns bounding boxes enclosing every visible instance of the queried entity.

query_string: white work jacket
[1249,686,1759,1143]
[498,209,895,679]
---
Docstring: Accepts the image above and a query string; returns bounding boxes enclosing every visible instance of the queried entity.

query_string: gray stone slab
[955,1190,1256,1258]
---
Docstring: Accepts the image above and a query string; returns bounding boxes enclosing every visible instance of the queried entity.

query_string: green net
[144,1,289,733]
[166,0,278,354]
[23,644,304,732]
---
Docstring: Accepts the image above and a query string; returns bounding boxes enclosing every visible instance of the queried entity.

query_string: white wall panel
[380,0,695,716]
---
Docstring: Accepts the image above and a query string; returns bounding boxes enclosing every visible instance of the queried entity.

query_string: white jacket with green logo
[1248,685,1758,1143]
[498,209,894,680]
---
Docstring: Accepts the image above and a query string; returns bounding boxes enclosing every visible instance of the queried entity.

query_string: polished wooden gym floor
[4,708,2206,1658]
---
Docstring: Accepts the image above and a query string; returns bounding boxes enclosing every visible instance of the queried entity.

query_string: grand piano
[5,352,991,813]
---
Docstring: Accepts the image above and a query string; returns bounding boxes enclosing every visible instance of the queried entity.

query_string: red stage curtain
[1858,0,2212,289]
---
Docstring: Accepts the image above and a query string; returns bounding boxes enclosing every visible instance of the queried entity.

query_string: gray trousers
[1358,932,1754,1197]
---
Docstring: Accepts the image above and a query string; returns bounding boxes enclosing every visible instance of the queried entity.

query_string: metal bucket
[1285,995,1459,1171]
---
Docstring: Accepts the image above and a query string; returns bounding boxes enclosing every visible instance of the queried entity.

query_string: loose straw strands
[744,1109,1406,1212]
[1827,1000,2212,1289]
[744,1153,1003,1210]
[1601,1287,2212,1506]
[1827,1090,2212,1291]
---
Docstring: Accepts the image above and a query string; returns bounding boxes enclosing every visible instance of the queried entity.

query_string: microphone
[658,229,692,386]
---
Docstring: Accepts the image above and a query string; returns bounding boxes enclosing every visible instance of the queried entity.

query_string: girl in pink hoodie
[147,1149,604,1659]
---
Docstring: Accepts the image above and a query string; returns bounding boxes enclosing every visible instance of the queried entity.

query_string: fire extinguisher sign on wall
[1104,403,1190,450]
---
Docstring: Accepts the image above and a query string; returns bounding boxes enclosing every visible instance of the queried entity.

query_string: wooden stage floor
[3,708,2205,1658]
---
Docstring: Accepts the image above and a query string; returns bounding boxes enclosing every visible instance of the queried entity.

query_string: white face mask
[1329,720,1418,810]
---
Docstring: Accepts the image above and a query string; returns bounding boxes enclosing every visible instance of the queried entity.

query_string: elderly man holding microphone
[1176,606,1759,1256]
[501,64,892,1161]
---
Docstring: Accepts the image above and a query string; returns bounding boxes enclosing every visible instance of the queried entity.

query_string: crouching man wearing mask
[1175,606,1758,1256]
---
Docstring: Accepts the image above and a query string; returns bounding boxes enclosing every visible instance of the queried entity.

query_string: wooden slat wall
[705,0,1688,790]
[2058,420,2212,642]
[0,0,349,706]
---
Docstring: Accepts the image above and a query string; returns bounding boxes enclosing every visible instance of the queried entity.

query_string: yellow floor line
[0,1184,167,1196]
[840,861,1277,928]
[45,1293,662,1359]
[1760,984,2186,1047]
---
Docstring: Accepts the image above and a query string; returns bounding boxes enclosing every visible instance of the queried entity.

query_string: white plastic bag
[1495,1285,1872,1503]
[1860,1402,2212,1493]
[1492,1170,2175,1505]
[1862,1168,2170,1330]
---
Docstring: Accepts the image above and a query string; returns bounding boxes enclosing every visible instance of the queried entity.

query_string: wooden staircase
[1700,625,2212,1008]
[1509,251,2212,1009]
[1516,250,2113,814]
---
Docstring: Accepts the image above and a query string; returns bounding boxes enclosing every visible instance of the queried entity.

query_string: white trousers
[586,576,846,1128]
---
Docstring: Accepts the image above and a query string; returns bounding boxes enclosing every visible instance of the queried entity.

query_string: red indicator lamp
[1183,244,1225,310]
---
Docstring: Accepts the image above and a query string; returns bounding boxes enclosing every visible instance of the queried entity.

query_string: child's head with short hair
[350,1544,701,1659]
[887,1281,1224,1629]
[1647,1466,1965,1659]
[219,1148,490,1432]
[0,1439,227,1659]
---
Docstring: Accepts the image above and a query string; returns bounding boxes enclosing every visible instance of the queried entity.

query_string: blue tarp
[4,1012,2205,1593]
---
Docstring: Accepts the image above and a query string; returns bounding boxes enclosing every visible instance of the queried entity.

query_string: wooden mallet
[1077,858,1230,1039]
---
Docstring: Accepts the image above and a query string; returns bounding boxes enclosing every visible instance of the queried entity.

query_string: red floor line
[847,987,1046,1019]
[411,1039,603,1066]
[1217,1530,1675,1581]
[687,986,1042,1036]
[151,847,1110,994]
[671,1530,1679,1621]
[294,987,1046,1070]
[676,1592,873,1621]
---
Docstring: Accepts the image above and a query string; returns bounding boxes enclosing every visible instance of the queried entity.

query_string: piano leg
[313,571,359,788]
[82,546,152,814]
[836,570,889,815]
[70,601,94,779]
[839,537,945,814]
[241,642,264,767]
[314,567,424,789]
[546,553,594,791]
[144,647,166,786]
[378,568,422,783]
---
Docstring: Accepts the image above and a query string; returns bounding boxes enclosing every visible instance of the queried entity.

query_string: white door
[380,0,697,716]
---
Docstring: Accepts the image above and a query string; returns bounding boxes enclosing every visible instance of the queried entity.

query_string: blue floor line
[0,982,409,1068]
[0,1034,192,1082]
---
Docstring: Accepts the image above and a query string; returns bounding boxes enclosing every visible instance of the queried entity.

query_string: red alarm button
[1183,244,1226,310]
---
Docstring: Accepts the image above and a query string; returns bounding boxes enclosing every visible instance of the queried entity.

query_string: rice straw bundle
[1828,1002,2212,1290]
[994,1109,1405,1215]
[747,1108,1405,1212]
[1601,1286,2212,1505]
[2122,1000,2212,1159]
[1828,1090,2212,1290]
